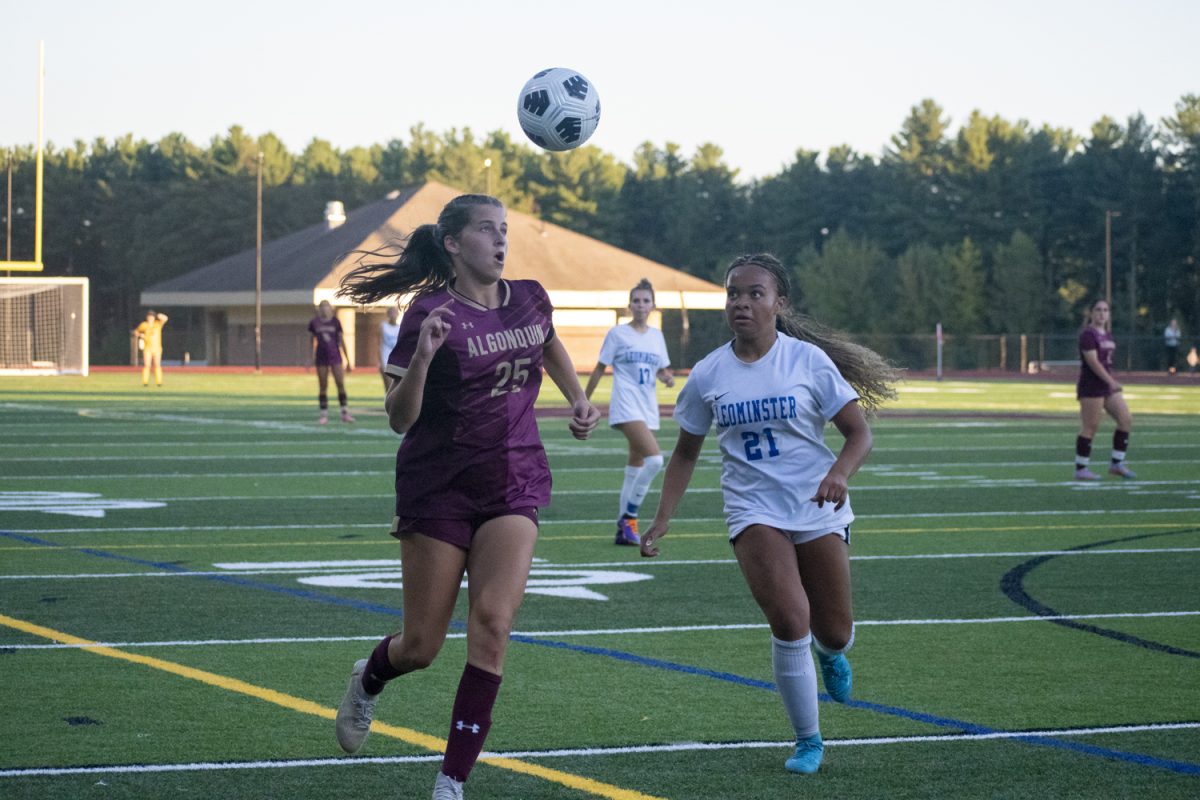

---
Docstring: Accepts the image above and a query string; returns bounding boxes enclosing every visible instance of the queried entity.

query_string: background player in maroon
[1074,299,1135,480]
[307,299,354,424]
[332,194,600,800]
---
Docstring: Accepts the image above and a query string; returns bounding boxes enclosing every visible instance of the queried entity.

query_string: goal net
[0,277,89,375]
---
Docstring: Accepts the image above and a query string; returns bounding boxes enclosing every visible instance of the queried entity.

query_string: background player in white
[640,253,898,776]
[332,194,599,800]
[584,278,675,545]
[379,304,402,389]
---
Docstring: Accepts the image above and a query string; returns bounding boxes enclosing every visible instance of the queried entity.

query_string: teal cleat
[785,733,824,774]
[817,651,853,703]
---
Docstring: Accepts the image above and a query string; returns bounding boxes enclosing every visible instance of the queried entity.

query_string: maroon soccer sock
[1075,436,1093,468]
[1112,430,1130,463]
[337,390,348,407]
[318,393,328,410]
[361,635,402,695]
[441,663,502,783]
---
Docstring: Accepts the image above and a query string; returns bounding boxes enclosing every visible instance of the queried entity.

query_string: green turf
[1,371,1198,799]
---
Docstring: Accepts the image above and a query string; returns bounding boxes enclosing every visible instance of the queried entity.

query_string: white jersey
[598,324,671,429]
[673,333,860,538]
[380,320,402,366]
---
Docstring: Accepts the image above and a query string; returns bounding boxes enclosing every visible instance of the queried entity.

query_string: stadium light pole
[5,149,11,262]
[1104,209,1120,308]
[254,151,263,374]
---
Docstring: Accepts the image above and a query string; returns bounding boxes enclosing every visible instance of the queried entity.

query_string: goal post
[0,276,89,376]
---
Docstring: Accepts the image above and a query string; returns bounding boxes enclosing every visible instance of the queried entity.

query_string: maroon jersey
[1077,327,1116,398]
[308,316,344,366]
[386,280,555,518]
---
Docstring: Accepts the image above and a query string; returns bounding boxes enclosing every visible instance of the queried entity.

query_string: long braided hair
[725,253,901,414]
[336,194,503,306]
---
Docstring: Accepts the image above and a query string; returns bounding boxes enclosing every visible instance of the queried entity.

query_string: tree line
[3,96,1198,365]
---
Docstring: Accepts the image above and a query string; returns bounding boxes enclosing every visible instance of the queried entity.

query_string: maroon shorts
[389,508,539,551]
[1076,377,1113,399]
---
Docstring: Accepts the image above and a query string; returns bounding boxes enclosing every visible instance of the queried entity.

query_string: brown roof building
[143,180,724,368]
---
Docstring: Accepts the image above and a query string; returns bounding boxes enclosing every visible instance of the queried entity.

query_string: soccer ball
[516,68,601,152]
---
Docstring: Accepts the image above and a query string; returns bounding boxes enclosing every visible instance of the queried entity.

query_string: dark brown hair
[725,253,901,414]
[630,277,655,305]
[337,194,503,306]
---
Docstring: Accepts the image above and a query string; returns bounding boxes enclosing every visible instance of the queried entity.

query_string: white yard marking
[1,722,1196,778]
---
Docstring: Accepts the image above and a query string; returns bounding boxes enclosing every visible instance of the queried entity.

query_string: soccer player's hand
[660,369,675,388]
[640,521,666,557]
[811,470,850,510]
[416,301,455,359]
[568,400,600,440]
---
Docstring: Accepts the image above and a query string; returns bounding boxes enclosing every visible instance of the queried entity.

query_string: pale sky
[2,0,1196,181]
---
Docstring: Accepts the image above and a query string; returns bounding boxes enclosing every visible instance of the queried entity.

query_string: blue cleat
[785,733,824,774]
[817,651,852,703]
[613,515,640,546]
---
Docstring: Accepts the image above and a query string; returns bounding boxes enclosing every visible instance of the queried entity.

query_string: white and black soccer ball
[516,68,601,152]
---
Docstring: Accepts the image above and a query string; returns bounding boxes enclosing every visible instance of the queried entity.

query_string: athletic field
[2,371,1198,799]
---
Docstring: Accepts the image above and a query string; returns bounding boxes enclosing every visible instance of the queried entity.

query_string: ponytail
[336,193,503,307]
[725,253,901,415]
[337,225,453,306]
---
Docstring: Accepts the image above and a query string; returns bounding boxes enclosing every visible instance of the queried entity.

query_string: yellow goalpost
[2,41,45,274]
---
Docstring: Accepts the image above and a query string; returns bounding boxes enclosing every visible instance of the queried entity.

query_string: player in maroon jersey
[307,300,354,424]
[1074,299,1135,480]
[332,194,599,800]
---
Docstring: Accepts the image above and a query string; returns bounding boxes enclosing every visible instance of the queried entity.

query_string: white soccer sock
[772,635,819,738]
[619,465,641,518]
[812,624,855,658]
[626,454,664,516]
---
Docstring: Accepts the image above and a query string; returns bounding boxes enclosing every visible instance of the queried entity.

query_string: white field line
[3,462,1198,481]
[2,722,1197,778]
[4,611,1198,652]
[4,547,1199,582]
[7,506,1200,536]
[4,438,1199,453]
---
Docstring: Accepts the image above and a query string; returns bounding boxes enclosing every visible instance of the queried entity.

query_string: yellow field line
[1,521,1196,554]
[0,612,664,800]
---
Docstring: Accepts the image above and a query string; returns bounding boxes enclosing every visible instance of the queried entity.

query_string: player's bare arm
[542,336,600,440]
[583,360,607,401]
[1082,348,1121,392]
[657,367,675,387]
[640,429,706,557]
[811,400,872,510]
[386,303,454,434]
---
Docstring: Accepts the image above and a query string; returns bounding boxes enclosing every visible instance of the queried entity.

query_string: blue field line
[5,529,1197,777]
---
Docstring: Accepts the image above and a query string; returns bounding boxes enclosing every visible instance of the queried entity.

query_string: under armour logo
[455,720,481,734]
[461,321,474,329]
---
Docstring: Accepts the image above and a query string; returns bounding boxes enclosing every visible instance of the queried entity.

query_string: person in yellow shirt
[132,311,169,387]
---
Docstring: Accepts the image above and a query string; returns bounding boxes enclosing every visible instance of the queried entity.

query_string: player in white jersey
[640,253,898,776]
[378,304,402,389]
[584,279,675,545]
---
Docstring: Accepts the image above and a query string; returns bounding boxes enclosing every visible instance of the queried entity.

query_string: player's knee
[396,633,444,671]
[468,607,516,653]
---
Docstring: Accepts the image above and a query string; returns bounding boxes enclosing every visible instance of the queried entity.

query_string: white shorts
[730,523,851,547]
[607,383,660,430]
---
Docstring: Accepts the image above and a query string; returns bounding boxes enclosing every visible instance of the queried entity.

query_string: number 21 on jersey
[741,427,780,461]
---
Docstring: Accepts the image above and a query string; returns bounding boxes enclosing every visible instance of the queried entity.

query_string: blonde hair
[725,253,901,414]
